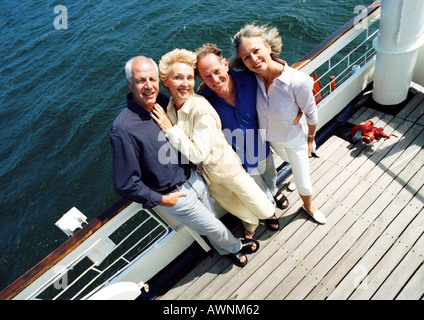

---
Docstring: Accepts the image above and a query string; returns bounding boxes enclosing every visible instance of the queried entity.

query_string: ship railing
[292,0,381,132]
[314,26,378,99]
[0,197,213,300]
[45,205,169,300]
[0,1,382,301]
[1,200,171,300]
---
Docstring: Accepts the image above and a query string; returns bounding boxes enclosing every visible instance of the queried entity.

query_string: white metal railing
[297,3,381,105]
[28,207,169,300]
[313,27,379,104]
[291,3,382,132]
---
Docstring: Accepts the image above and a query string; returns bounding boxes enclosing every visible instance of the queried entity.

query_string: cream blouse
[165,93,243,184]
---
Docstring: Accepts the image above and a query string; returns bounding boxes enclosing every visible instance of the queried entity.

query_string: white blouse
[256,64,318,142]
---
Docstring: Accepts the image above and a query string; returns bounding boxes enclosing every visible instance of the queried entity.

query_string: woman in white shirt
[230,24,326,224]
[151,48,280,243]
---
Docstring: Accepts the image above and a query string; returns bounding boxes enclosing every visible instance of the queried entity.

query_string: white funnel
[373,0,424,105]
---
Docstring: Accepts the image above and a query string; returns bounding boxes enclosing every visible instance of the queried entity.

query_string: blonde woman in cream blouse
[151,48,279,240]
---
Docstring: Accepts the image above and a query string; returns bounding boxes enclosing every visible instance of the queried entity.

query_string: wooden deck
[159,85,424,300]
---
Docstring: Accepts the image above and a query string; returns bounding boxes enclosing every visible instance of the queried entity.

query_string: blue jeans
[160,170,242,255]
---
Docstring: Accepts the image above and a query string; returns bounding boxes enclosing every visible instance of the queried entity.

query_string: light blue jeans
[160,170,242,255]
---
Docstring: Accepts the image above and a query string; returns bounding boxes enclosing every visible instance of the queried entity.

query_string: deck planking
[159,86,424,300]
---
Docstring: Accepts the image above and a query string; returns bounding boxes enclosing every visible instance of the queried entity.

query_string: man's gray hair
[125,56,159,85]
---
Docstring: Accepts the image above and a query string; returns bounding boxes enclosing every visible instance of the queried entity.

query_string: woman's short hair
[230,24,282,70]
[159,49,197,85]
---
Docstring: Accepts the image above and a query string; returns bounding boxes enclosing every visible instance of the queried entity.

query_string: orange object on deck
[350,120,397,144]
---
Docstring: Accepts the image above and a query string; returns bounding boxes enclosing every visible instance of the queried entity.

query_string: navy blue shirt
[110,92,191,209]
[200,69,270,173]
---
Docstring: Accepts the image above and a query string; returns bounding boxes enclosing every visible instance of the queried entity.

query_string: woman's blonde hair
[159,48,197,87]
[230,24,282,70]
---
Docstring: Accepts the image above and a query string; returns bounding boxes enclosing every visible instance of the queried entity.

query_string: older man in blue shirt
[110,56,258,267]
[196,44,291,237]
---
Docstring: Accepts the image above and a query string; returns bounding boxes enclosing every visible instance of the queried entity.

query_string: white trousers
[269,130,313,196]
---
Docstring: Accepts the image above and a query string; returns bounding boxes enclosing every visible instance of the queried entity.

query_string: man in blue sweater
[196,44,291,238]
[110,56,258,267]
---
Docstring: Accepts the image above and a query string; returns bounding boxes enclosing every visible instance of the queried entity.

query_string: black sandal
[265,214,280,231]
[228,252,248,267]
[240,239,260,254]
[274,192,289,210]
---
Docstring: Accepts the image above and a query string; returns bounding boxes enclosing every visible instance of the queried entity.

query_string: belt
[158,170,191,195]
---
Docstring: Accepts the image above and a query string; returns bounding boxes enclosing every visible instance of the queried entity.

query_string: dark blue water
[0,0,369,291]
